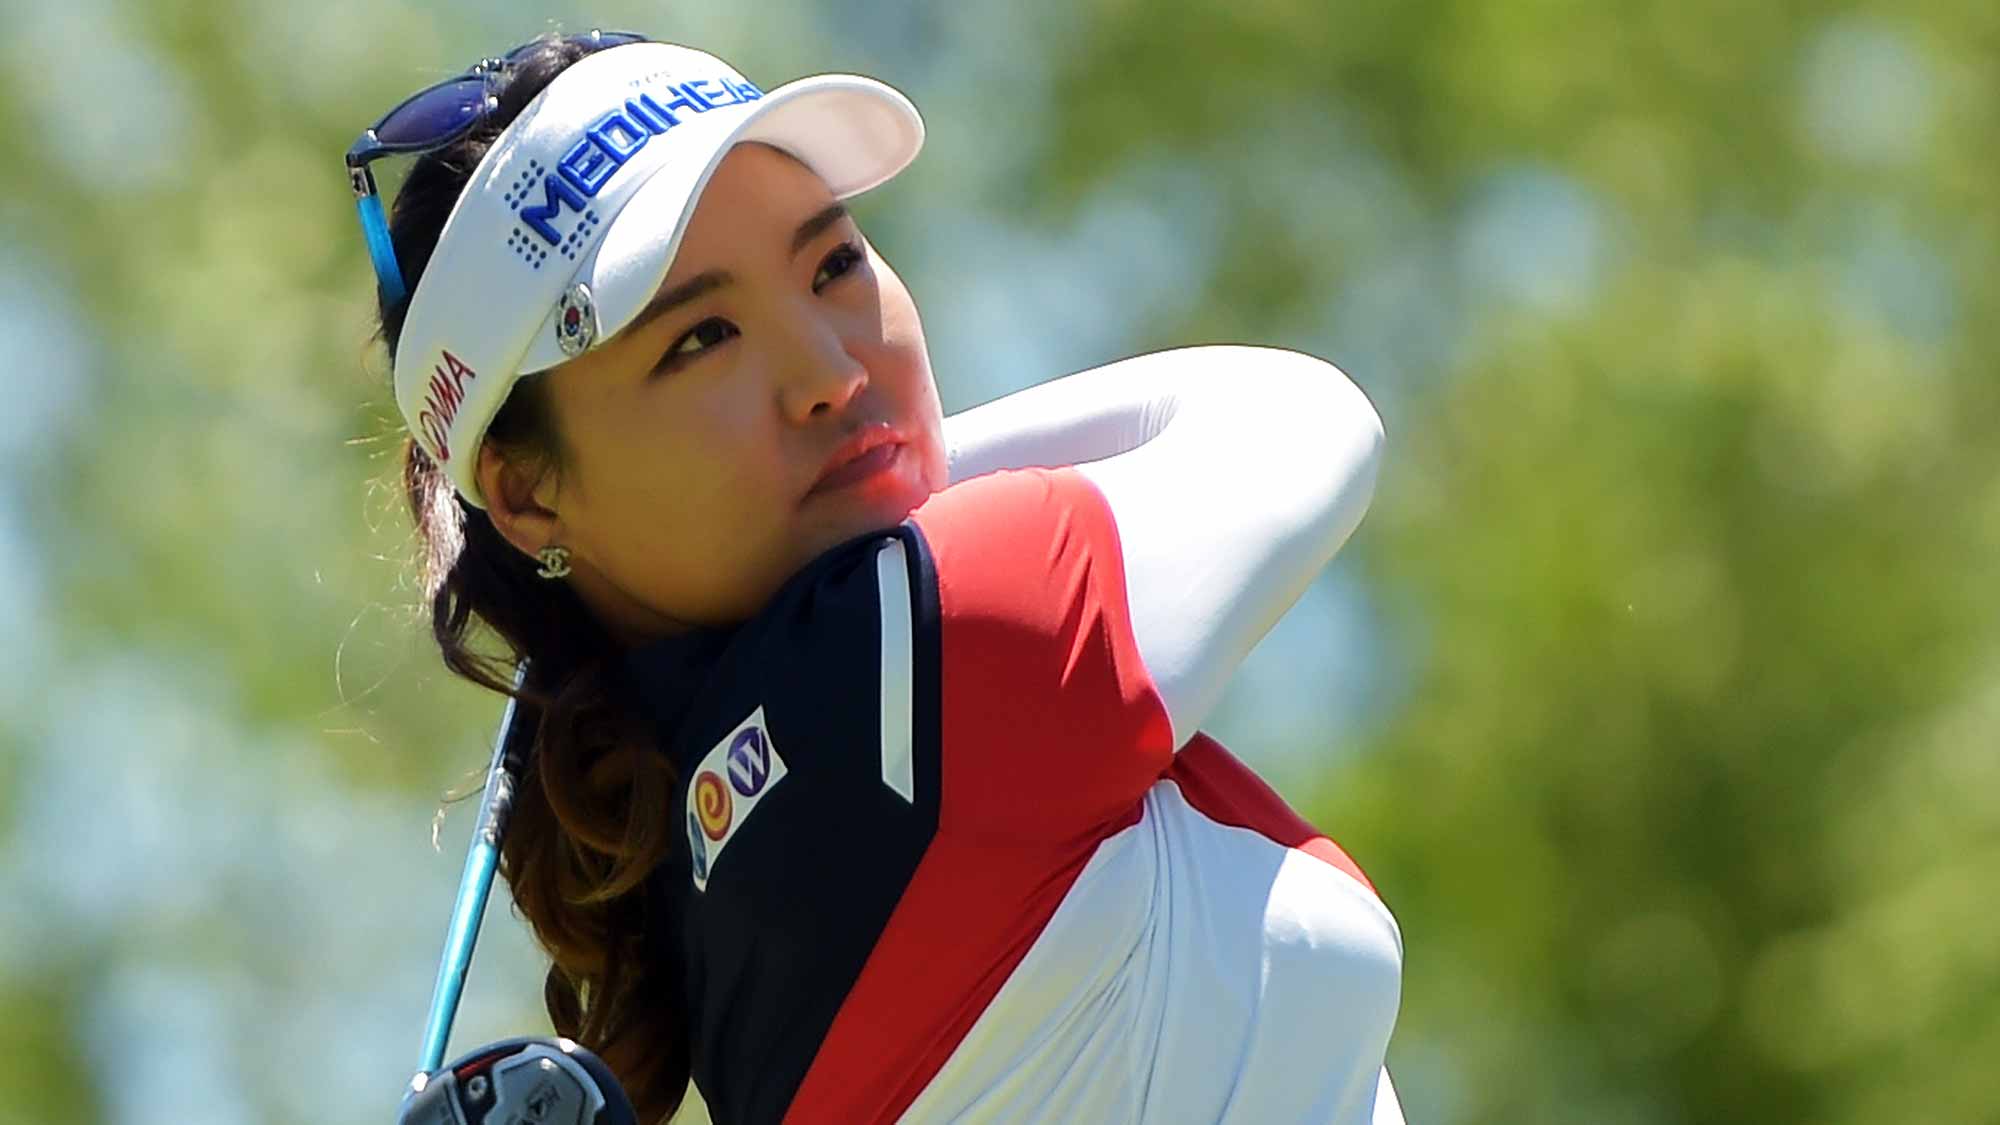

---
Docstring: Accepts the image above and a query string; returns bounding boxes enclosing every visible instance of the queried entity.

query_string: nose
[774,302,868,425]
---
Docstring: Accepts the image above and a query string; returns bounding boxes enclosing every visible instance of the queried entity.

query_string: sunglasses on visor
[344,30,650,308]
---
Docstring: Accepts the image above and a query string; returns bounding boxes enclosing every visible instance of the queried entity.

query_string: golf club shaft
[418,662,531,1074]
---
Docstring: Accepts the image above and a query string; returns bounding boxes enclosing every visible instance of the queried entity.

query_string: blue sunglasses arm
[356,192,409,309]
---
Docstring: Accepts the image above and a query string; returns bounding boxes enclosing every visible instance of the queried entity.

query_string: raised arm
[942,346,1384,748]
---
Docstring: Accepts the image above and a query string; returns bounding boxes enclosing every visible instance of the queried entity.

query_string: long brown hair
[376,35,688,1123]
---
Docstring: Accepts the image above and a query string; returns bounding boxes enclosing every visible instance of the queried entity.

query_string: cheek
[567,390,790,586]
[616,388,791,530]
[868,266,947,480]
[876,300,944,480]
[872,257,926,356]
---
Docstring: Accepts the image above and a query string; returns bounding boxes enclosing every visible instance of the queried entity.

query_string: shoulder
[911,466,1124,600]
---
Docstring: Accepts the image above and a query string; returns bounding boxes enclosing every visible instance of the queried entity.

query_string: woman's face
[479,142,948,640]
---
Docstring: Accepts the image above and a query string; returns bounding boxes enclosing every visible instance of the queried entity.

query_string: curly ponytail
[377,35,689,1123]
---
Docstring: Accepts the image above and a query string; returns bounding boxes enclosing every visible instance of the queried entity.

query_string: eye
[655,316,739,374]
[812,241,866,292]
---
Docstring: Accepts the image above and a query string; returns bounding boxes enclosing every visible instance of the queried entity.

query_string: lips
[807,424,906,499]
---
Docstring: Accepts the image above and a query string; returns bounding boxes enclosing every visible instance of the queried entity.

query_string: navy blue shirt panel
[624,523,944,1125]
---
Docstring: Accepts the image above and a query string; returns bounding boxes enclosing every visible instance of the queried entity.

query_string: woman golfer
[357,30,1401,1125]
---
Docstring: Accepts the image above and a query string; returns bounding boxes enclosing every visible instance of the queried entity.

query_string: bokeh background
[1,0,1994,1121]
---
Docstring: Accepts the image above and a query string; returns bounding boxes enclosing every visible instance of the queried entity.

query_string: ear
[475,441,562,563]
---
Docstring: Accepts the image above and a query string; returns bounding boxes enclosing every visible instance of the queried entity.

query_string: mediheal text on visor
[507,72,765,258]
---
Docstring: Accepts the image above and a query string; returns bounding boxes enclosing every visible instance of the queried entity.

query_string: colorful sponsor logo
[687,706,788,892]
[693,770,732,841]
[686,810,709,882]
[727,726,771,797]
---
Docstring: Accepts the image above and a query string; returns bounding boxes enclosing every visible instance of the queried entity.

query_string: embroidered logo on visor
[413,350,478,463]
[501,74,764,270]
[556,282,598,355]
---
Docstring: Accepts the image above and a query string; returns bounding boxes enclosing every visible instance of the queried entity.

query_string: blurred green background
[1,0,1993,1122]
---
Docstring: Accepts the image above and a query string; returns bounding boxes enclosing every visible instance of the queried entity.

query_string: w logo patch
[727,725,773,796]
[686,706,789,892]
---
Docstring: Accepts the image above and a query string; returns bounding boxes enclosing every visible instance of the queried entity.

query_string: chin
[799,443,937,555]
[858,485,929,536]
[882,456,943,519]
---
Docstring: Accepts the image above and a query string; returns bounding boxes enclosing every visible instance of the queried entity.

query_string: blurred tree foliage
[1030,1,1999,1122]
[1,0,1993,1122]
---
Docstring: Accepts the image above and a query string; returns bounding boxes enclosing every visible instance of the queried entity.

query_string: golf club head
[398,1036,635,1125]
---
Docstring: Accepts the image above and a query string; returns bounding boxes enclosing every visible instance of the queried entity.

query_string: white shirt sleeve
[943,345,1384,748]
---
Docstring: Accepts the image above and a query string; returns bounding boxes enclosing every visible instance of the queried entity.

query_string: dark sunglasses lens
[374,77,490,147]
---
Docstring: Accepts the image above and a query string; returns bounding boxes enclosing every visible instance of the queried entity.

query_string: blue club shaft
[418,666,530,1074]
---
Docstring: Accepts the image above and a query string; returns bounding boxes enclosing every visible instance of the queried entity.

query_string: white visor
[392,41,924,507]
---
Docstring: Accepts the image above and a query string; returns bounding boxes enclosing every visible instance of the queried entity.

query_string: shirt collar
[621,623,735,755]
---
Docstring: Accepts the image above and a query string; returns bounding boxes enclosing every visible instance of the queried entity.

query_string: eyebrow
[625,203,854,338]
[627,270,732,338]
[789,202,850,257]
